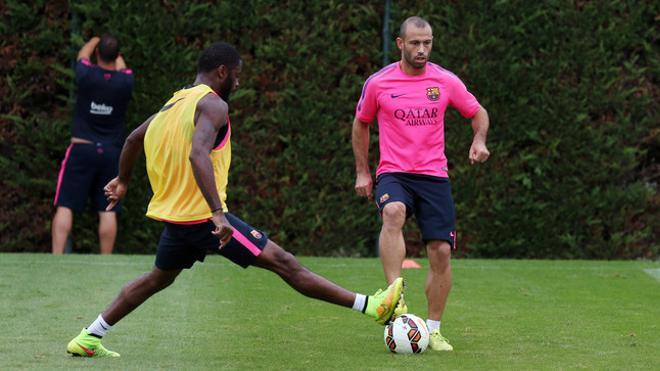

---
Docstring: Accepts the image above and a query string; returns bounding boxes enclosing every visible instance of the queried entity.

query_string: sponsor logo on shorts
[250,230,263,239]
[380,193,390,204]
[426,87,440,101]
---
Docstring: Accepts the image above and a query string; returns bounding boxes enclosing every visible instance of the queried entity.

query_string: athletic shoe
[67,328,120,357]
[393,294,408,318]
[365,277,404,325]
[429,329,453,351]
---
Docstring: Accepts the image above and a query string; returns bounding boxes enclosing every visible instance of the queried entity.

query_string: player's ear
[396,37,404,51]
[216,65,228,81]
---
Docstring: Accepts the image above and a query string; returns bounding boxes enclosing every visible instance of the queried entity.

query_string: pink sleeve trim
[80,58,92,66]
[120,69,133,75]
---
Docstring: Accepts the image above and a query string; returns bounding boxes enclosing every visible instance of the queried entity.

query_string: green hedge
[1,0,657,258]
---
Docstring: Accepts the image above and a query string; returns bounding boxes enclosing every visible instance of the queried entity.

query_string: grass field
[1,254,658,370]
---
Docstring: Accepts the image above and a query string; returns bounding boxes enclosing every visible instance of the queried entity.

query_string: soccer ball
[383,314,429,354]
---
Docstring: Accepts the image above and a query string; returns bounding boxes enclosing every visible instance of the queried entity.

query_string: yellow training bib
[144,84,231,222]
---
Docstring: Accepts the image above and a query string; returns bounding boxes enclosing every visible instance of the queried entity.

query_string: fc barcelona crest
[426,87,440,101]
[250,230,263,239]
[380,193,390,204]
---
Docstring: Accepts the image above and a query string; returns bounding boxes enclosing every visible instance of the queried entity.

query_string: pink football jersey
[356,62,481,177]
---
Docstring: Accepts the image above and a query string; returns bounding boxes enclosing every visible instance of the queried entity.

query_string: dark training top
[72,58,134,147]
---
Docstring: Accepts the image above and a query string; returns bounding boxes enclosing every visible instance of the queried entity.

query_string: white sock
[352,294,367,313]
[427,319,440,332]
[87,314,112,337]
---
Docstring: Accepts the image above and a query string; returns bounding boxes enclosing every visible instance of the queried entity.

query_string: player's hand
[469,141,490,165]
[210,211,233,249]
[355,172,373,200]
[104,177,128,211]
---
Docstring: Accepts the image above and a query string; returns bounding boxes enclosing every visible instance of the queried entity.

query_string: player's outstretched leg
[253,240,403,324]
[67,329,120,358]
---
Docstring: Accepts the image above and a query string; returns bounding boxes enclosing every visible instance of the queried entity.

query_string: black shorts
[53,142,121,212]
[155,212,269,270]
[375,172,456,247]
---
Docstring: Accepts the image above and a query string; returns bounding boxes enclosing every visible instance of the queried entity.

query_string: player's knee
[148,271,177,291]
[382,203,406,226]
[278,250,299,270]
[161,275,177,289]
[52,213,73,231]
[271,248,301,276]
[427,241,451,261]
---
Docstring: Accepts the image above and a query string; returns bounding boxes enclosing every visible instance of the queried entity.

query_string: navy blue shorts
[155,213,269,270]
[54,142,121,212]
[375,172,456,247]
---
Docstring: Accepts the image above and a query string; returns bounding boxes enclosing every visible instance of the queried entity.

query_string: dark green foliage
[1,0,72,251]
[1,1,657,258]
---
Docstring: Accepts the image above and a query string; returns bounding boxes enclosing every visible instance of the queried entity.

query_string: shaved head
[399,16,431,39]
[396,16,433,74]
